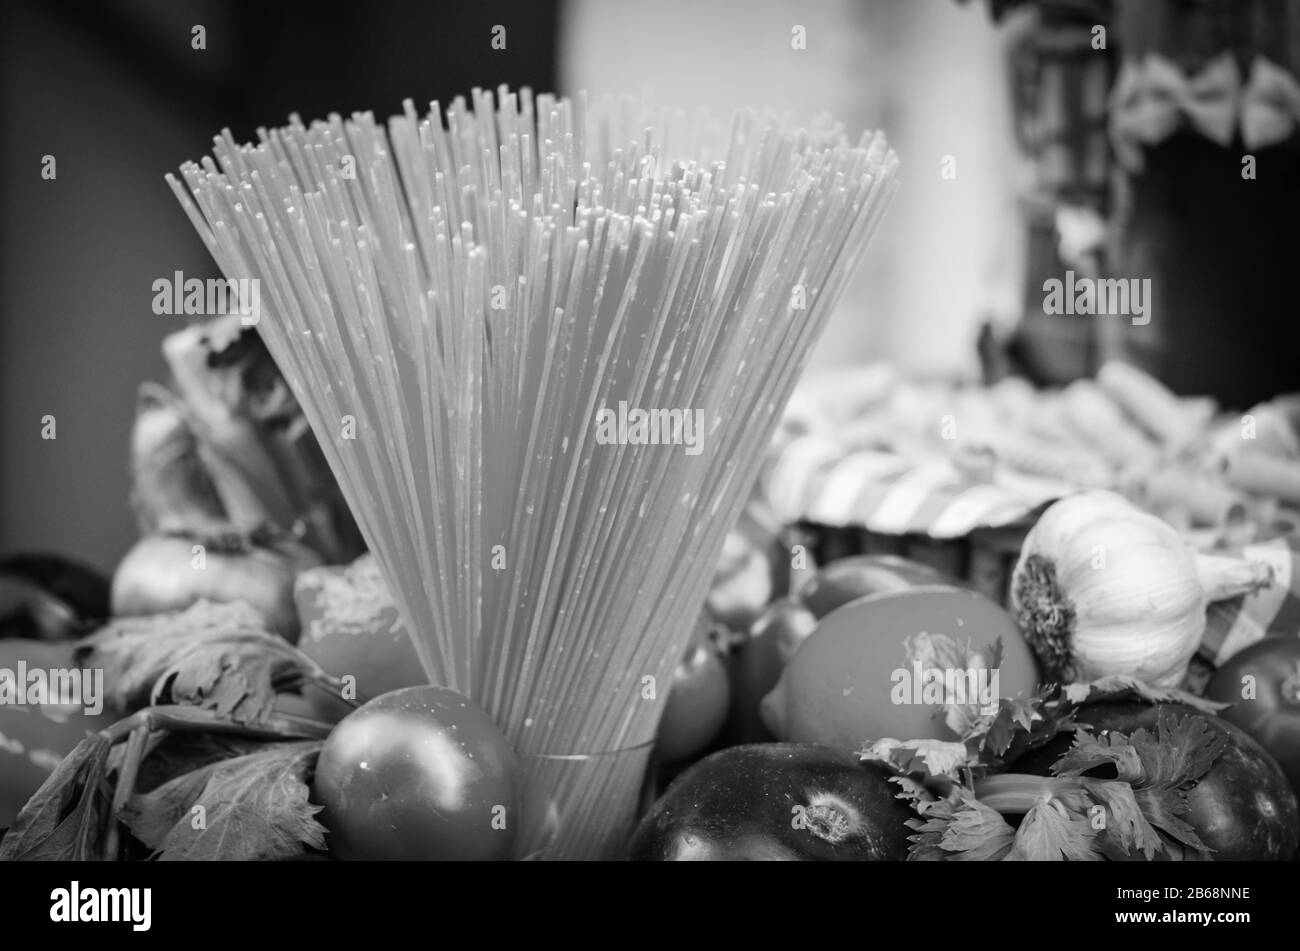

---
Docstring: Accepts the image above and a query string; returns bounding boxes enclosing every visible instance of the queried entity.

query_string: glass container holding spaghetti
[168,87,897,858]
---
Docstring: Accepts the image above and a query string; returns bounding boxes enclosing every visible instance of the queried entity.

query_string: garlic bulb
[1010,491,1271,688]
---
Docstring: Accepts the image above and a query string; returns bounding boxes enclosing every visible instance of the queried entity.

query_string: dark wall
[0,0,560,574]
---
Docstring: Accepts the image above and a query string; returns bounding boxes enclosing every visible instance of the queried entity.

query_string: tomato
[799,555,965,619]
[1011,700,1299,861]
[1206,637,1300,800]
[656,624,731,764]
[629,743,913,860]
[312,685,518,860]
[0,640,116,827]
[762,586,1038,749]
[723,599,817,745]
[289,557,426,723]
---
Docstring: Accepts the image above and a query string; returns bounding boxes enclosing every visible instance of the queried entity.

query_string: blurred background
[2,0,1298,575]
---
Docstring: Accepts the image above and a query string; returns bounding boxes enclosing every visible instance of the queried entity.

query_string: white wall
[561,0,1024,378]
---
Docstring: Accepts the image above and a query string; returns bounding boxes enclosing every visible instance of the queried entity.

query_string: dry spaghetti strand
[170,88,897,857]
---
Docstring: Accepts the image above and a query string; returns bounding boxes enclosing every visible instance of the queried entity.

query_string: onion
[110,531,320,641]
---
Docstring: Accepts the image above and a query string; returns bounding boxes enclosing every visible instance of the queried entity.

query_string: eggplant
[0,553,110,641]
[799,554,964,619]
[629,743,913,860]
[1010,700,1299,861]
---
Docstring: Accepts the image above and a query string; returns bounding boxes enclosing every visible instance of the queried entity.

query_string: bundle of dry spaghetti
[168,87,897,858]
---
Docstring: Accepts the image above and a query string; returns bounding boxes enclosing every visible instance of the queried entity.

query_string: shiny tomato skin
[1206,637,1300,799]
[763,587,1038,748]
[313,685,518,860]
[656,629,731,764]
[800,555,964,620]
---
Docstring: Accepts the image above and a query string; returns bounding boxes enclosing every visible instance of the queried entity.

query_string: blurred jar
[1103,0,1300,407]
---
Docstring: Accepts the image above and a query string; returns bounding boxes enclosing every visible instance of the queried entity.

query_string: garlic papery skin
[1010,491,1208,688]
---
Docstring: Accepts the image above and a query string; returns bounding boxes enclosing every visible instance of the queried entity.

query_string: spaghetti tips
[170,88,897,858]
